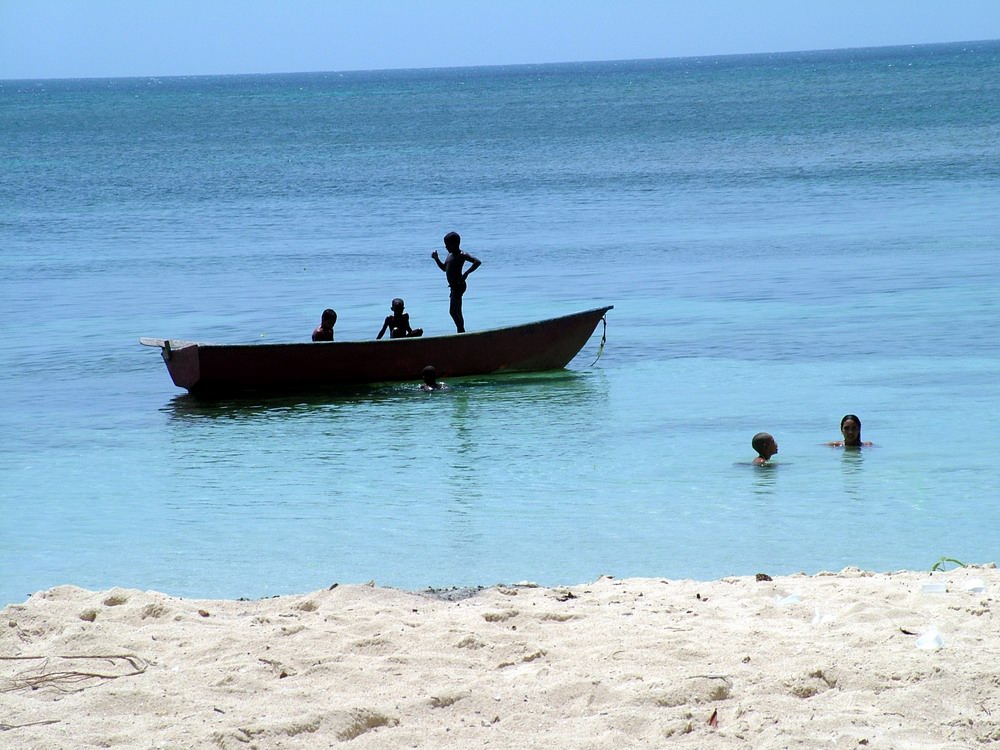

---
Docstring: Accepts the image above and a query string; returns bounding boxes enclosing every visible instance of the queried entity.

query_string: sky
[2,0,1000,80]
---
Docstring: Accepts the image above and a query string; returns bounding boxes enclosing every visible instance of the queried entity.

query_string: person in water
[420,365,446,391]
[431,231,481,333]
[827,414,873,447]
[311,308,337,341]
[752,432,778,465]
[377,298,423,339]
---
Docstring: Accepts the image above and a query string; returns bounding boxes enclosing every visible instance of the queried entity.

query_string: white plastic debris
[915,627,944,651]
[811,608,834,625]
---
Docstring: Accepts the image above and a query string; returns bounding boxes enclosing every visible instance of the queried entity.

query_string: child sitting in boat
[752,432,778,465]
[377,298,423,339]
[311,308,337,341]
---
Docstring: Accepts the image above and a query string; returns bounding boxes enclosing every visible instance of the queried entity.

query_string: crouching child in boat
[311,308,337,341]
[377,298,423,339]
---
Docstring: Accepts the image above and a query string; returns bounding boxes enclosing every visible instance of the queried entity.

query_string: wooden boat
[141,306,613,395]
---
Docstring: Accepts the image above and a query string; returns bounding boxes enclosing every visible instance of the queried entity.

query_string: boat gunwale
[145,306,614,351]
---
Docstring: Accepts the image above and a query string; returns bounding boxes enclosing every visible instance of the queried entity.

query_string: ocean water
[2,41,999,606]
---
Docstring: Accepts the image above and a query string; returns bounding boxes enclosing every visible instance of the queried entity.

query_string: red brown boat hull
[141,306,612,395]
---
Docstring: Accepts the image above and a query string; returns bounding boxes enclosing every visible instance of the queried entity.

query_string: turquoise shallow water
[2,41,999,605]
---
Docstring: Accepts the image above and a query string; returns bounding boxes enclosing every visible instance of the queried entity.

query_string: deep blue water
[2,41,999,605]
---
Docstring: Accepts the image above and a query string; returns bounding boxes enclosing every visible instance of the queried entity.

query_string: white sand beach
[2,567,997,749]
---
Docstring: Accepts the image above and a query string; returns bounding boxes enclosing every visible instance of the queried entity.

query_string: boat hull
[142,306,612,395]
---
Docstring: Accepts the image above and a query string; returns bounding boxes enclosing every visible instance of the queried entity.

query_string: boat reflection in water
[162,368,609,424]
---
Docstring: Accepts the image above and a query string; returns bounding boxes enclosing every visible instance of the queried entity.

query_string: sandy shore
[2,567,997,749]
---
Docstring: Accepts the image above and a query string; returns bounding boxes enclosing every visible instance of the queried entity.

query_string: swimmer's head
[752,432,778,459]
[840,414,862,446]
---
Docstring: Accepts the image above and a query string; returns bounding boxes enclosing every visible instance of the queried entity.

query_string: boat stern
[140,338,201,391]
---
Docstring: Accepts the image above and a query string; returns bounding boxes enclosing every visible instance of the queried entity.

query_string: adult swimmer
[827,414,873,447]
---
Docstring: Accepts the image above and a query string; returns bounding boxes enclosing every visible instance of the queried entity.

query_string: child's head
[422,365,437,385]
[752,432,778,459]
[443,232,461,251]
[391,298,405,312]
[321,308,337,326]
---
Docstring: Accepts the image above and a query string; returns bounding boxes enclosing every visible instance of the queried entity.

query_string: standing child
[431,231,481,333]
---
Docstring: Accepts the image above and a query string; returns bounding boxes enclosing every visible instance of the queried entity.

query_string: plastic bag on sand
[915,627,944,651]
[811,608,834,625]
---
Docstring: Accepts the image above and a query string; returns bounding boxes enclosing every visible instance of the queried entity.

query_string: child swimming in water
[752,432,778,465]
[420,365,446,391]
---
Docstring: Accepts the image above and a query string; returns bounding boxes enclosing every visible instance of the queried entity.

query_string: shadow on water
[160,368,607,423]
[161,382,406,422]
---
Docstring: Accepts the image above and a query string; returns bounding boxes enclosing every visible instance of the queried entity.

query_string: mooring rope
[589,315,608,367]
